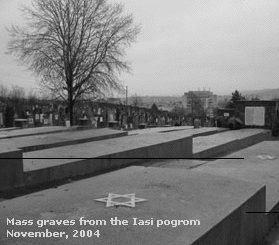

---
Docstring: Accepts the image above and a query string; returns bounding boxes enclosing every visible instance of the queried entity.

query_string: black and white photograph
[0,0,279,244]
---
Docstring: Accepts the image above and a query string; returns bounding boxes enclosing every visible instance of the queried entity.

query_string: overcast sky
[1,0,279,96]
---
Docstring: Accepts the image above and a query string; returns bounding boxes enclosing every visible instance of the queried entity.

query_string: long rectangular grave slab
[0,128,128,152]
[0,127,224,153]
[128,126,227,136]
[192,140,279,229]
[0,128,224,191]
[0,166,266,245]
[23,130,193,186]
[22,128,270,187]
[0,126,73,139]
[193,129,271,158]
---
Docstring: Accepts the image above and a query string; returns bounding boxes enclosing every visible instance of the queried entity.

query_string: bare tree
[7,0,140,125]
[9,85,26,100]
[0,83,9,99]
[8,85,26,119]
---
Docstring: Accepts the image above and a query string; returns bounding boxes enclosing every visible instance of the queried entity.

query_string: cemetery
[2,0,279,243]
[0,98,176,129]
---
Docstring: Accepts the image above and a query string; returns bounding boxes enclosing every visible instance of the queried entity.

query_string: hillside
[240,88,279,100]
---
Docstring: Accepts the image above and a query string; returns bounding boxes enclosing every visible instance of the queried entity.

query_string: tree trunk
[68,93,74,126]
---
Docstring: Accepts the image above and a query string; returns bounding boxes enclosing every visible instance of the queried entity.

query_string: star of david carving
[95,193,147,208]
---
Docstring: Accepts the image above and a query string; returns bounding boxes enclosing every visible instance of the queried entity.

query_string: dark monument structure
[235,100,279,136]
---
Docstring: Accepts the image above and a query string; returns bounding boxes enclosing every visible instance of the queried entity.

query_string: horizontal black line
[246,212,279,214]
[1,157,244,160]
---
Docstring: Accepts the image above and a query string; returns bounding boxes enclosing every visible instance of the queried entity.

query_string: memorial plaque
[254,107,265,126]
[245,107,254,126]
[245,107,265,126]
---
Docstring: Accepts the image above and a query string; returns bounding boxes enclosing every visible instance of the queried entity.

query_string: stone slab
[141,129,272,170]
[0,126,72,139]
[23,132,192,186]
[192,140,279,228]
[0,126,221,139]
[128,126,193,135]
[0,167,266,245]
[22,128,270,187]
[0,149,24,191]
[0,128,20,132]
[0,127,223,190]
[193,129,271,158]
[129,126,227,137]
[23,129,195,171]
[0,128,127,152]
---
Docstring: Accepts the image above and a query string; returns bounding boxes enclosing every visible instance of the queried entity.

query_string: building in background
[182,90,217,112]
